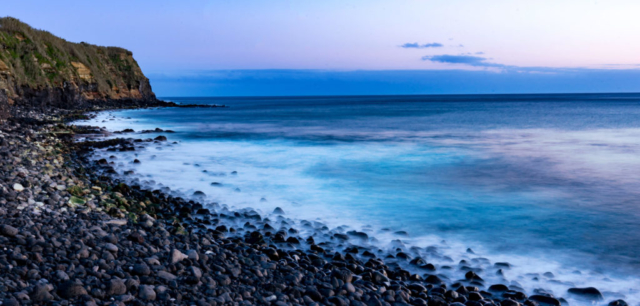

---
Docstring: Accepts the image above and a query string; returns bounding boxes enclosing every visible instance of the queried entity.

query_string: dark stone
[488,284,509,292]
[567,287,603,302]
[57,281,88,299]
[608,300,629,306]
[428,296,448,306]
[0,224,18,237]
[132,263,151,276]
[529,295,561,306]
[106,278,127,296]
[31,284,53,302]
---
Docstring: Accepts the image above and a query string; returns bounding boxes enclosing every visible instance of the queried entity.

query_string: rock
[186,249,199,261]
[57,281,88,299]
[465,271,483,281]
[2,298,20,306]
[106,278,127,296]
[132,263,151,276]
[489,284,509,292]
[273,207,285,214]
[104,243,119,253]
[170,249,188,264]
[567,287,603,301]
[501,300,521,306]
[106,219,128,226]
[154,136,167,141]
[128,231,145,243]
[372,271,389,284]
[190,266,203,279]
[428,296,448,306]
[157,271,177,281]
[31,283,54,302]
[12,183,24,192]
[609,300,629,306]
[529,295,561,306]
[0,224,18,237]
[138,285,156,301]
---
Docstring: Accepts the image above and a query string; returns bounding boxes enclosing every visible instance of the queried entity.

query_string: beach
[0,97,636,306]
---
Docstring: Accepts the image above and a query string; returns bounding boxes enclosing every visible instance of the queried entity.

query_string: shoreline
[0,104,628,306]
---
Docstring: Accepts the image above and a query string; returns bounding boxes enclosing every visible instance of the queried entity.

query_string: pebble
[12,183,24,191]
[0,224,18,237]
[138,285,156,301]
[170,249,188,264]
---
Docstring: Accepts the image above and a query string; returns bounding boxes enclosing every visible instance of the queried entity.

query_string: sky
[5,0,640,96]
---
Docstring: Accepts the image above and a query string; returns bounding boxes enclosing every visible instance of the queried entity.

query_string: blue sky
[5,0,640,96]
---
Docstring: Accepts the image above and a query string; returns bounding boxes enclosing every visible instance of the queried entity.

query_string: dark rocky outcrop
[0,17,157,117]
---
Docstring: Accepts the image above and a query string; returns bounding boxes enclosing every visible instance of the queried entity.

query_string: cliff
[0,17,157,118]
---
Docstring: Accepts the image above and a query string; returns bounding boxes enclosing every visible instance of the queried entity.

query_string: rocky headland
[0,17,629,306]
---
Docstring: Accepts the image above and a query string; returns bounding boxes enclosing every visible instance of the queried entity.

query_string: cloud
[401,42,443,49]
[422,54,507,68]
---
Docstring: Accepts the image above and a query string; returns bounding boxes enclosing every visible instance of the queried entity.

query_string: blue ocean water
[81,94,640,303]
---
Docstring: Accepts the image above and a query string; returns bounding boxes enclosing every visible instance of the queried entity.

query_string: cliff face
[0,17,156,118]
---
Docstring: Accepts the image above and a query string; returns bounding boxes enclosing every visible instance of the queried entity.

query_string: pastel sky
[5,0,640,96]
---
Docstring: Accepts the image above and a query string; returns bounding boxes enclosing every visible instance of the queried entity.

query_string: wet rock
[567,287,603,302]
[154,136,167,141]
[489,284,509,292]
[609,300,629,306]
[529,295,561,306]
[372,271,390,284]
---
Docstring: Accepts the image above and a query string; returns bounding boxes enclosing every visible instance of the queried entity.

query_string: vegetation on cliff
[0,16,155,114]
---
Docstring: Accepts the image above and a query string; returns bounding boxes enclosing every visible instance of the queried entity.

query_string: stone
[187,249,199,261]
[170,249,188,264]
[57,281,88,299]
[31,283,54,302]
[106,278,127,296]
[13,183,24,192]
[609,300,629,306]
[104,243,119,253]
[567,287,603,302]
[372,271,389,284]
[132,263,151,276]
[139,285,156,300]
[189,266,203,279]
[0,224,18,237]
[529,295,561,306]
[157,271,177,281]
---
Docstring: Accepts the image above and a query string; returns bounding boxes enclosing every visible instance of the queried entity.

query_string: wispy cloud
[401,42,443,49]
[423,54,506,68]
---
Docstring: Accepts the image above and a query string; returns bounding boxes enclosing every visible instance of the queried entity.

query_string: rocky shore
[0,105,630,306]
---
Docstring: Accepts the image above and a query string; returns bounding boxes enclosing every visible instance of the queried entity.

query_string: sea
[77,93,640,304]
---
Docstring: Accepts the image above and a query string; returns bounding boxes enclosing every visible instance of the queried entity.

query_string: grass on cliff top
[0,16,144,93]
